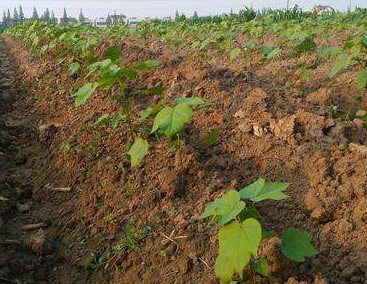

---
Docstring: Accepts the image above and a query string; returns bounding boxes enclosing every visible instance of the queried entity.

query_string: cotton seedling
[201,178,318,283]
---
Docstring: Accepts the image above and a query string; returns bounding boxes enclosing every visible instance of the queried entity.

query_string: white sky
[1,0,365,19]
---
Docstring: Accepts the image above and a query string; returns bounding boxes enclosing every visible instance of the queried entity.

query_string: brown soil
[0,34,367,284]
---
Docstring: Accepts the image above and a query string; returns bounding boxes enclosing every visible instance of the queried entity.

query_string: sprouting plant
[201,178,318,283]
[105,213,118,224]
[60,142,72,153]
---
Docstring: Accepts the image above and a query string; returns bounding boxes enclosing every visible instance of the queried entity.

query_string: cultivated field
[0,7,367,284]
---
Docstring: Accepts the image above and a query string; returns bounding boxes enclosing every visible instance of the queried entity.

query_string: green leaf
[329,53,352,78]
[356,109,367,117]
[215,219,261,283]
[68,62,80,77]
[94,113,109,126]
[259,45,273,55]
[280,229,318,262]
[140,104,164,120]
[103,46,121,61]
[238,206,261,222]
[200,190,245,225]
[174,97,205,106]
[151,103,193,138]
[358,69,367,90]
[266,47,281,60]
[230,47,241,62]
[143,86,165,95]
[294,37,316,54]
[201,130,219,148]
[239,178,290,202]
[262,230,277,239]
[134,60,163,70]
[128,138,149,167]
[317,46,342,59]
[246,41,256,50]
[109,116,122,128]
[73,82,99,107]
[253,258,269,276]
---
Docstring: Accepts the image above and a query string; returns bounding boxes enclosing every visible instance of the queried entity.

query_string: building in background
[127,17,144,26]
[111,13,126,24]
[312,5,335,14]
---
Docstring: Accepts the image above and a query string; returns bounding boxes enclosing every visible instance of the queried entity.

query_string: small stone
[269,115,296,140]
[238,122,252,133]
[27,229,52,255]
[324,118,336,129]
[170,83,181,95]
[234,109,245,118]
[306,88,330,105]
[253,124,264,137]
[1,92,11,102]
[349,143,367,155]
[353,118,365,129]
[17,203,31,213]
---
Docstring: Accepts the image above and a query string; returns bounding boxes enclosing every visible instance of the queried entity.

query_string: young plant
[201,178,318,283]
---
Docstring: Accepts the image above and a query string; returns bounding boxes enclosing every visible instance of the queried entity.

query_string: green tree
[32,7,39,20]
[13,7,19,24]
[192,11,198,19]
[106,14,112,26]
[51,11,57,24]
[19,6,25,23]
[78,9,85,23]
[42,8,50,22]
[62,7,68,24]
[2,11,8,28]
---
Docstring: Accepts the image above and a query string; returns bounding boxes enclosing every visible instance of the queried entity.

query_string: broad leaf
[134,60,163,70]
[356,109,367,117]
[329,53,352,78]
[253,258,269,276]
[215,219,261,283]
[259,45,273,55]
[73,82,99,107]
[200,190,245,225]
[281,229,318,262]
[201,130,219,147]
[128,138,149,167]
[94,113,109,126]
[238,206,261,222]
[174,97,205,106]
[317,46,342,59]
[151,103,193,138]
[266,47,281,60]
[68,62,80,77]
[358,69,367,90]
[140,104,164,120]
[109,116,122,128]
[246,41,256,50]
[230,47,241,62]
[239,178,290,202]
[103,46,121,61]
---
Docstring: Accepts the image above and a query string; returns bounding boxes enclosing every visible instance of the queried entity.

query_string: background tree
[13,7,19,25]
[106,14,112,26]
[51,11,57,24]
[19,6,25,23]
[78,9,85,23]
[62,7,68,24]
[7,9,11,24]
[2,11,8,28]
[192,11,198,19]
[42,8,50,22]
[32,7,39,20]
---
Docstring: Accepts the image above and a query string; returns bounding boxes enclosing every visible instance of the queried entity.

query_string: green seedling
[201,178,318,283]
